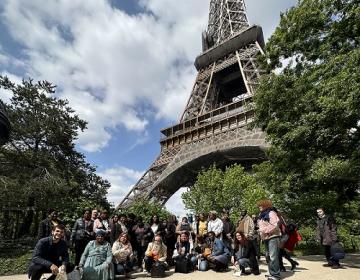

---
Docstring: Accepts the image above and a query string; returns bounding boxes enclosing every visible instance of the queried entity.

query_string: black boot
[290,260,299,271]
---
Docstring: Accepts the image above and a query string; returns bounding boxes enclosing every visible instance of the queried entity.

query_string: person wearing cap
[79,229,114,280]
[207,211,223,239]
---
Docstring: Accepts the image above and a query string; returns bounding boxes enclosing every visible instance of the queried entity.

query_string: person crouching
[144,233,167,276]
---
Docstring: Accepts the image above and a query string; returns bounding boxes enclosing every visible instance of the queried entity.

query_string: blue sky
[0,0,297,216]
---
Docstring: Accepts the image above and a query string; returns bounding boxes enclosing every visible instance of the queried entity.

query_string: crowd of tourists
[28,200,342,280]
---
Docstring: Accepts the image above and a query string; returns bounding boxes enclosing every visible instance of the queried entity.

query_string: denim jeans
[237,257,250,269]
[115,260,133,275]
[264,237,281,279]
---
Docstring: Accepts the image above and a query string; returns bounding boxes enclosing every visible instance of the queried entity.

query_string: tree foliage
[182,164,268,219]
[117,198,172,224]
[0,76,110,236]
[253,0,360,222]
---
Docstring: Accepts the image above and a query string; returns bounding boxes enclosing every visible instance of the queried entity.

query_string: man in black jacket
[29,224,71,280]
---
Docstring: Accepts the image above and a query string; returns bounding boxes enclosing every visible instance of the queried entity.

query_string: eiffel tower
[116,0,268,209]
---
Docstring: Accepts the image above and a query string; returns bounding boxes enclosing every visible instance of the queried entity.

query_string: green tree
[181,164,268,219]
[253,0,360,222]
[118,198,171,223]
[0,76,110,237]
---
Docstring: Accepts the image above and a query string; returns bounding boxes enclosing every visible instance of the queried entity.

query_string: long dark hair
[234,231,248,250]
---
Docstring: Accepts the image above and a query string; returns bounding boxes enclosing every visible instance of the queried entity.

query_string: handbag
[330,242,346,260]
[67,269,81,280]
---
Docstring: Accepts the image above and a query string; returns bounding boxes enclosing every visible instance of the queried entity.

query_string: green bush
[0,251,31,276]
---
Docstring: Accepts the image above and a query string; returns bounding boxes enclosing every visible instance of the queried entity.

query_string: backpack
[151,261,166,278]
[175,257,192,273]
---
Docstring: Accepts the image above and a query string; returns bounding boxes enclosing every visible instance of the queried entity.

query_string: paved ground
[1,253,359,280]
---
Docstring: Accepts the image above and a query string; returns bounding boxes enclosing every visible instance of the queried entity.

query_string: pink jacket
[258,210,281,240]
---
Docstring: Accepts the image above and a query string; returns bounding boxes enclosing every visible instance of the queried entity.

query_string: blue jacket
[211,238,230,257]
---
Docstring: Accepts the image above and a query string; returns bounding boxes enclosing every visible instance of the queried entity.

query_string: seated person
[29,224,73,280]
[173,232,197,271]
[79,229,114,280]
[231,231,260,276]
[200,231,230,272]
[112,233,133,276]
[144,233,167,275]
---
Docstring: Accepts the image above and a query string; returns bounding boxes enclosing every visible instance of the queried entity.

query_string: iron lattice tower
[116,0,267,209]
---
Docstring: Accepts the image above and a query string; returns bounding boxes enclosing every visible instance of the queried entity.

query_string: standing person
[94,210,111,241]
[196,213,208,245]
[133,217,153,270]
[221,211,233,250]
[37,209,63,240]
[112,233,133,277]
[149,215,161,237]
[176,217,194,241]
[29,224,72,280]
[316,207,340,268]
[163,215,177,266]
[118,214,128,234]
[91,209,98,221]
[257,200,281,280]
[110,214,122,245]
[237,210,255,240]
[71,209,94,265]
[251,214,261,260]
[231,231,260,276]
[79,229,114,280]
[144,234,167,276]
[276,210,299,271]
[126,213,137,251]
[207,211,223,239]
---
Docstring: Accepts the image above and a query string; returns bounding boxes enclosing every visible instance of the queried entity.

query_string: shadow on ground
[297,253,360,269]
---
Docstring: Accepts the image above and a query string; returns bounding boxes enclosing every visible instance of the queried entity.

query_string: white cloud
[165,187,189,218]
[98,167,144,207]
[0,71,23,103]
[0,0,297,152]
[0,0,208,152]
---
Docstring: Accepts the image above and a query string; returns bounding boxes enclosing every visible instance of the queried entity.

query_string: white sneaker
[233,271,242,277]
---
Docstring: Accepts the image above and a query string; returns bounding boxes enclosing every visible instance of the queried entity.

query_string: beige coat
[236,215,255,239]
[145,241,167,262]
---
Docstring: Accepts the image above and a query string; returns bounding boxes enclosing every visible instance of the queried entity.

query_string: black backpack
[151,261,166,278]
[175,257,193,273]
